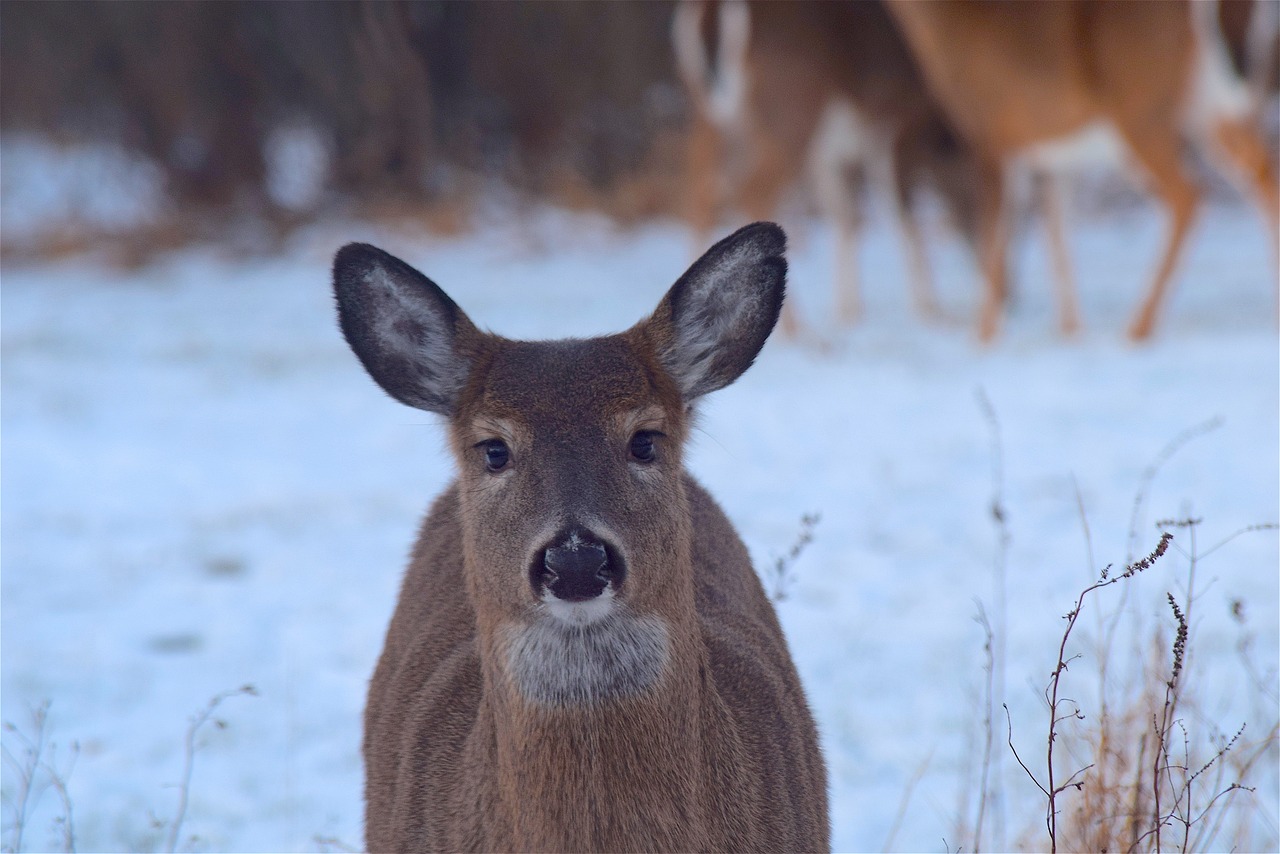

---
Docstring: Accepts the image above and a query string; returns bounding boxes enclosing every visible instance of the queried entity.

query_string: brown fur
[674,0,986,330]
[887,0,1280,341]
[337,224,830,853]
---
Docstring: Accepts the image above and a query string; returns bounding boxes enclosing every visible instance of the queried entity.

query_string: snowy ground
[3,195,1277,852]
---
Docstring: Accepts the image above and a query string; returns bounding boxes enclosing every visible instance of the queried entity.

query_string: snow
[0,136,164,244]
[3,191,1277,852]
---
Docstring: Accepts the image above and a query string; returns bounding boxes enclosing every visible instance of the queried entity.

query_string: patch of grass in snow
[2,686,262,854]
[951,410,1280,853]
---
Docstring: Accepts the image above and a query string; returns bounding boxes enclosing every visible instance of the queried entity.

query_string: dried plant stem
[882,752,932,853]
[1194,522,1278,564]
[1106,418,1219,754]
[973,603,996,853]
[1118,512,1272,854]
[1004,703,1048,800]
[1,702,79,854]
[976,388,1009,850]
[42,742,78,853]
[1195,721,1278,850]
[1126,731,1151,852]
[767,512,820,603]
[163,685,257,854]
[1,702,49,854]
[1150,591,1189,852]
[1150,517,1198,851]
[1125,417,1221,566]
[1018,532,1174,852]
[312,835,360,853]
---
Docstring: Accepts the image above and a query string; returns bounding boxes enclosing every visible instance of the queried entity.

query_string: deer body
[334,224,829,853]
[673,0,984,330]
[887,0,1279,340]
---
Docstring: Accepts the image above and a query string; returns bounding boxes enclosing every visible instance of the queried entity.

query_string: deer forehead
[458,337,682,440]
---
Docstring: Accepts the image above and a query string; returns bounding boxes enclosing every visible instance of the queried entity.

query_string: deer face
[449,335,690,630]
[334,223,786,704]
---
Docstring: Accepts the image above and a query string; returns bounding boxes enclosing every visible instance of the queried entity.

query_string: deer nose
[538,532,618,602]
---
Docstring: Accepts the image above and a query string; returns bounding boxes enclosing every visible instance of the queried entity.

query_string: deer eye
[481,439,510,473]
[629,431,659,464]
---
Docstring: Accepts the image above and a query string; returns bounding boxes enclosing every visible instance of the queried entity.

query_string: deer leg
[829,161,866,325]
[1209,114,1280,316]
[1035,171,1081,336]
[1114,123,1202,341]
[975,159,1009,343]
[902,215,939,320]
[833,211,861,325]
[807,156,860,325]
[891,159,941,321]
[806,105,866,327]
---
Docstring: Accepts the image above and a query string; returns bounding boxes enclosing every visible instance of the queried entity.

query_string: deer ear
[644,222,786,400]
[332,243,477,416]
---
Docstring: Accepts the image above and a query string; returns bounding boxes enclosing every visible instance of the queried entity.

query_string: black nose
[537,532,618,602]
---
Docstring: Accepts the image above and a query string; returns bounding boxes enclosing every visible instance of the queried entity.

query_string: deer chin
[500,609,670,708]
[541,585,616,626]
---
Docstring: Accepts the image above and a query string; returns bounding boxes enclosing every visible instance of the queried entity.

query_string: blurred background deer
[887,0,1279,341]
[3,0,1276,340]
[672,0,985,336]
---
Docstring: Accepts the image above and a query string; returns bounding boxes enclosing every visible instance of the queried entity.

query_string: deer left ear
[332,243,479,416]
[641,222,786,401]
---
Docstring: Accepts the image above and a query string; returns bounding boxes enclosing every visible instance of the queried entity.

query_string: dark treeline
[1,1,686,223]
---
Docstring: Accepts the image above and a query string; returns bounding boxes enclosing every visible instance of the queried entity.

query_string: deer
[332,222,830,853]
[672,0,988,337]
[1219,0,1280,107]
[886,0,1280,341]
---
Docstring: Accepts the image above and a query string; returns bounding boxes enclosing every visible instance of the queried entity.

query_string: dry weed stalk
[1125,418,1222,567]
[1004,533,1174,853]
[881,752,933,852]
[1049,515,1276,853]
[312,834,360,853]
[973,388,1010,852]
[2,702,78,854]
[972,602,997,853]
[1137,516,1277,853]
[767,512,820,603]
[972,413,1275,852]
[162,684,257,854]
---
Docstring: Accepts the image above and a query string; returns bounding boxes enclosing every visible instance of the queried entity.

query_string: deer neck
[473,575,714,849]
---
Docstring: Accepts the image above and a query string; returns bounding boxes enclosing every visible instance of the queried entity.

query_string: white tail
[887,0,1280,341]
[333,223,830,852]
[673,0,988,333]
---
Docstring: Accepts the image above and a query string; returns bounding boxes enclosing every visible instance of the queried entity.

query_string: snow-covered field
[3,195,1277,852]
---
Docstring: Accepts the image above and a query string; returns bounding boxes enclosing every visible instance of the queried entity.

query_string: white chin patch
[542,586,615,626]
[503,603,671,707]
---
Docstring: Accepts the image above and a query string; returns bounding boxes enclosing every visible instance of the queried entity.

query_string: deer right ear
[643,222,786,401]
[332,243,477,416]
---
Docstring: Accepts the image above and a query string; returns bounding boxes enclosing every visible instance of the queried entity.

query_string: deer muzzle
[534,530,624,603]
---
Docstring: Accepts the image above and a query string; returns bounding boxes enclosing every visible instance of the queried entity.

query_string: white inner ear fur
[663,242,769,397]
[367,265,467,405]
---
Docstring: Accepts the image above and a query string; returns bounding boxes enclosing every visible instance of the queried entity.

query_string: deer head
[333,223,785,706]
